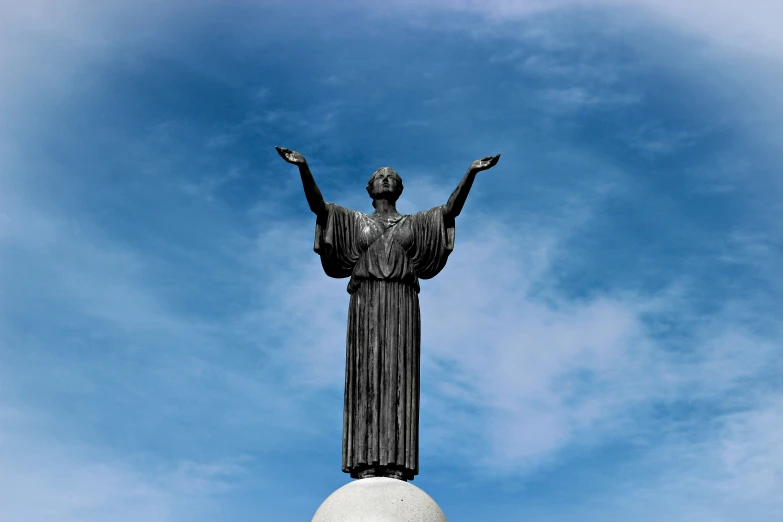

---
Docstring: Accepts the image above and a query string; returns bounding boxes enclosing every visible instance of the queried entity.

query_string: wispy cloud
[620,123,703,156]
[247,146,781,520]
[363,0,783,59]
[541,86,640,110]
[422,217,778,472]
[0,407,249,522]
[2,1,781,521]
[0,123,330,522]
[249,165,781,483]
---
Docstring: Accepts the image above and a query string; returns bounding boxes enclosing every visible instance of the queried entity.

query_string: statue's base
[312,477,447,521]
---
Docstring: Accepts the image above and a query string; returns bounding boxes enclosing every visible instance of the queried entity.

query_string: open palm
[470,154,501,172]
[275,146,307,166]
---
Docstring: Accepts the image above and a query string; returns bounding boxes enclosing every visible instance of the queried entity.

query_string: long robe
[314,202,455,480]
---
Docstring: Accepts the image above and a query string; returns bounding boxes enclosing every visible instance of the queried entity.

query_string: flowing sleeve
[314,202,364,278]
[406,205,455,280]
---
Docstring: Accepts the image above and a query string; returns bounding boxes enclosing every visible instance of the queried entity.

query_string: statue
[276,146,501,482]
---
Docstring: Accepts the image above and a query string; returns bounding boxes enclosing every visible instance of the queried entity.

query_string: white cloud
[607,0,783,59]
[367,0,783,59]
[0,0,222,124]
[0,161,322,521]
[1,2,780,519]
[413,216,774,472]
[541,86,641,109]
[250,165,781,522]
[600,397,783,522]
[252,168,780,479]
[717,400,783,500]
[0,408,248,522]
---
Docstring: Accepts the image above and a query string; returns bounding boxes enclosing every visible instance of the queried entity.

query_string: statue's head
[366,167,404,207]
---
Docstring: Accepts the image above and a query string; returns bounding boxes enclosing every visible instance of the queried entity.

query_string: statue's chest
[357,216,414,252]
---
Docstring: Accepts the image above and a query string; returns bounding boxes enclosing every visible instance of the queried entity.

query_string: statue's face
[368,168,403,201]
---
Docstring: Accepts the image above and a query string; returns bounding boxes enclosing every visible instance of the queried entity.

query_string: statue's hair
[366,167,404,208]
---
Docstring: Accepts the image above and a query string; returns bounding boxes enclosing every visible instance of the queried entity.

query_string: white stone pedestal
[312,477,447,522]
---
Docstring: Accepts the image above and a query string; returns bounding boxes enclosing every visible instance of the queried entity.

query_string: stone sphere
[312,477,447,522]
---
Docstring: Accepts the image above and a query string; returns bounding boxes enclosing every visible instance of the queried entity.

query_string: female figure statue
[276,146,500,481]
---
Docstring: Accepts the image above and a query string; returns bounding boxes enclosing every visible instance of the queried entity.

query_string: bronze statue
[276,146,500,481]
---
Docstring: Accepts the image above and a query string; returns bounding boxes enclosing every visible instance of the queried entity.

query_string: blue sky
[1,1,782,520]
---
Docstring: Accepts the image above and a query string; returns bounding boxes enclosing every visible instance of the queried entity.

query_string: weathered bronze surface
[276,146,500,481]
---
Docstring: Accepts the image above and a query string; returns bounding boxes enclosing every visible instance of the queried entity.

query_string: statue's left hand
[470,154,501,173]
[275,146,307,166]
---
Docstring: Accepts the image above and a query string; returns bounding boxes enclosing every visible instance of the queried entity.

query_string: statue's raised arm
[275,146,327,218]
[443,154,501,220]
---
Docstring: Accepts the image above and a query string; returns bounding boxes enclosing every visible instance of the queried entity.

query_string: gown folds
[314,202,454,480]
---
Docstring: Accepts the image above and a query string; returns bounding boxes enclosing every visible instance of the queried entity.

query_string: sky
[1,1,782,521]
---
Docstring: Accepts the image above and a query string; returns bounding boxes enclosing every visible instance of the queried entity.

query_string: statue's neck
[372,199,398,216]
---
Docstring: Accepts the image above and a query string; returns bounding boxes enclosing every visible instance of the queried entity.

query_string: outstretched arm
[275,146,327,218]
[443,154,500,220]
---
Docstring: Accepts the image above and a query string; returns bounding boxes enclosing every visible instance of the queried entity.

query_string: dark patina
[276,146,500,481]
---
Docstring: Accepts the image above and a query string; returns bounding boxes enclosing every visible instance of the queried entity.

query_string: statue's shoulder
[325,202,371,219]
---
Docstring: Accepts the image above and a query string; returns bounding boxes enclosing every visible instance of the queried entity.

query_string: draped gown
[314,202,455,481]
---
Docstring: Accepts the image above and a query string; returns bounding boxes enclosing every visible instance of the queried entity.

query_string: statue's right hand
[275,146,307,166]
